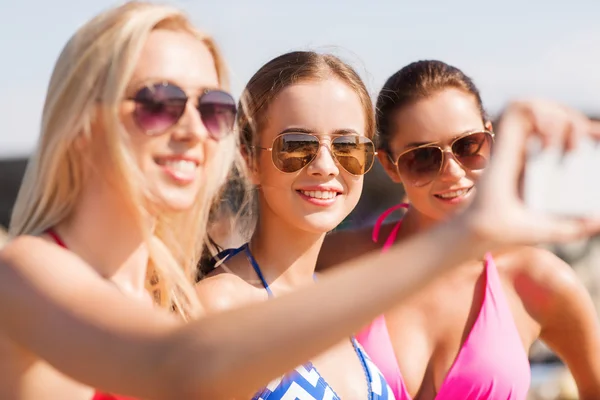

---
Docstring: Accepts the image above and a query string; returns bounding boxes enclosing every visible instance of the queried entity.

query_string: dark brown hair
[376,60,487,151]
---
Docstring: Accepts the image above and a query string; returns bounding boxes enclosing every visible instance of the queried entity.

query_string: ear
[377,149,403,183]
[484,120,493,132]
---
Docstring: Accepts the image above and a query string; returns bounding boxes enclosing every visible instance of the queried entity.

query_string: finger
[589,120,600,140]
[530,216,600,243]
[562,107,590,152]
[490,102,532,183]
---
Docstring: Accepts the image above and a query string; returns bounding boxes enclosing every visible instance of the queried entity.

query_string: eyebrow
[279,127,360,136]
[401,129,482,150]
[128,78,219,95]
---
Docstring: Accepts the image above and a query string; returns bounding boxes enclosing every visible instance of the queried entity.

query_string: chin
[154,188,199,213]
[300,216,345,234]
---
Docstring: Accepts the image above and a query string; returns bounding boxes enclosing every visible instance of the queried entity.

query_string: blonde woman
[0,2,599,400]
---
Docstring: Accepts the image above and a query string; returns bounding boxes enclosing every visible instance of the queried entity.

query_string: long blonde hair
[9,1,237,319]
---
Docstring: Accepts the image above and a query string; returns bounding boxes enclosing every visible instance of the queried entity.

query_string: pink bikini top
[47,230,138,400]
[355,204,531,400]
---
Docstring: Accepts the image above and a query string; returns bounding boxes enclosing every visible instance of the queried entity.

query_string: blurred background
[1,1,599,398]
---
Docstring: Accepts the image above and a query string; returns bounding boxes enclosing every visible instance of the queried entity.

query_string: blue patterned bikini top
[213,244,396,400]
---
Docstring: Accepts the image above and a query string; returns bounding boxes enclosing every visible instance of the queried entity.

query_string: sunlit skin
[197,78,378,399]
[319,88,600,399]
[0,29,221,400]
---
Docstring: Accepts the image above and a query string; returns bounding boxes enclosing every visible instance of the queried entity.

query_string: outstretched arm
[1,100,599,400]
[520,248,600,400]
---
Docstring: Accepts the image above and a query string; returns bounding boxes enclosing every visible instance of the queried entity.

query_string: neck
[401,206,444,235]
[55,176,150,298]
[249,204,325,290]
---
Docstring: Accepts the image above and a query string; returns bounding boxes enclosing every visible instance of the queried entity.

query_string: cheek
[118,108,155,168]
[119,104,140,136]
[345,176,364,207]
[128,135,158,173]
[256,154,287,188]
[403,184,430,203]
[203,139,220,164]
[468,169,485,183]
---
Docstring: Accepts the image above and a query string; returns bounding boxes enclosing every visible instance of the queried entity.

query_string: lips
[154,156,201,184]
[297,190,339,200]
[155,159,198,173]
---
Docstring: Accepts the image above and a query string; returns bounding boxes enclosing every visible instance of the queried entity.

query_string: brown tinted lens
[396,146,443,186]
[452,132,493,170]
[331,136,375,175]
[272,133,320,173]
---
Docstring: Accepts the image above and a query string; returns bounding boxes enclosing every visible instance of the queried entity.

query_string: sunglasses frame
[252,132,378,176]
[388,130,495,186]
[127,81,237,140]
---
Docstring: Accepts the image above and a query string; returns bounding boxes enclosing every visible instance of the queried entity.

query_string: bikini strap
[46,229,67,249]
[372,203,409,251]
[243,244,274,297]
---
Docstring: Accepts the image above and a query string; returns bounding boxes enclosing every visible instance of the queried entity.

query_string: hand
[463,99,600,246]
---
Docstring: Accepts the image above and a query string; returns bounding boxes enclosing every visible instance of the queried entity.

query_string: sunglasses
[128,82,237,140]
[389,130,495,187]
[253,132,376,176]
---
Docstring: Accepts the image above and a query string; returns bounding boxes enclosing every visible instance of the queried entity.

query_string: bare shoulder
[196,266,264,315]
[496,246,588,324]
[0,234,95,285]
[500,246,578,288]
[1,234,47,261]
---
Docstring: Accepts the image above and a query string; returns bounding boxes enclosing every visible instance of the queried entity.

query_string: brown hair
[376,60,487,151]
[238,51,375,152]
[198,51,374,278]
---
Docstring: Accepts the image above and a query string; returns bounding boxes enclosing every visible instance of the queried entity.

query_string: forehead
[389,88,484,151]
[129,29,219,90]
[262,79,366,139]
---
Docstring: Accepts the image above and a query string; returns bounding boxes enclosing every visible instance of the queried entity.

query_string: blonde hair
[9,1,237,319]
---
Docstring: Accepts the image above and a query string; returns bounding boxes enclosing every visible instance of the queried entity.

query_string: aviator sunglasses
[128,82,237,140]
[252,132,377,176]
[389,130,495,187]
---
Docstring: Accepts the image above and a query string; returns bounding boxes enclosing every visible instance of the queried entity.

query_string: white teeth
[437,188,470,199]
[300,190,338,200]
[162,160,196,173]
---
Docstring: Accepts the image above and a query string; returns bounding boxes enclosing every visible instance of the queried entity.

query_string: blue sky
[1,0,599,157]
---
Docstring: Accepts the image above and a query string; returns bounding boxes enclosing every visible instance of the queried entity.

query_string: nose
[306,144,340,177]
[170,102,209,142]
[438,150,466,182]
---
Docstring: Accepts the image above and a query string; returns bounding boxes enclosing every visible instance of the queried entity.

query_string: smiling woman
[318,60,600,400]
[0,2,240,398]
[196,51,394,399]
[1,3,600,399]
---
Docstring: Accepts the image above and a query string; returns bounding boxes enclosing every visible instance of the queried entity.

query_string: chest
[384,270,534,399]
[310,340,372,400]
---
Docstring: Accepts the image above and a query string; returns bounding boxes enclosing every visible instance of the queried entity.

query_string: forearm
[164,215,489,398]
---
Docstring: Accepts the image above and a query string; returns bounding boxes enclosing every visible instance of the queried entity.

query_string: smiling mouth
[297,190,340,200]
[154,158,198,173]
[434,187,473,200]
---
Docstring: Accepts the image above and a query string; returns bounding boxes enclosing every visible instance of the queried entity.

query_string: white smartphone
[524,137,600,217]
